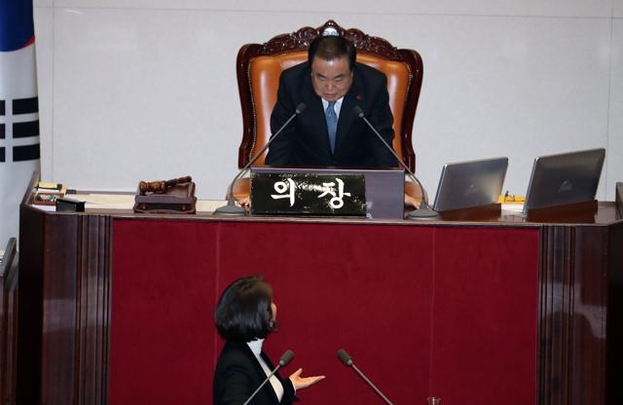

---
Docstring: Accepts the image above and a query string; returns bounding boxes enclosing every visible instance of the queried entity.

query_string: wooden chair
[234,20,424,202]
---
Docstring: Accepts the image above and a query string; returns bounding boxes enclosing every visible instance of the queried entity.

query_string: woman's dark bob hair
[214,275,276,342]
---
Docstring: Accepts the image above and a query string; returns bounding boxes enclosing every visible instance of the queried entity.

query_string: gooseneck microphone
[242,349,295,405]
[353,106,440,220]
[337,349,394,405]
[214,103,307,215]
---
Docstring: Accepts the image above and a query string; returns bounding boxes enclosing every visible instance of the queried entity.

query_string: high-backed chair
[234,20,424,202]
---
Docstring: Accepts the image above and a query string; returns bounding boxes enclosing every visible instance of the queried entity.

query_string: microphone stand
[337,349,394,405]
[213,104,307,215]
[349,363,394,405]
[353,106,440,220]
[242,350,294,405]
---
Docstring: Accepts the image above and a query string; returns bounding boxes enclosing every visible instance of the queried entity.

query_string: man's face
[310,55,354,102]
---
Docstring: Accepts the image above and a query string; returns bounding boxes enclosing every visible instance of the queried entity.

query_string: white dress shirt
[247,339,285,401]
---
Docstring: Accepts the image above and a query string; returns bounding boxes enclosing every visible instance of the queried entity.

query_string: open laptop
[431,157,509,212]
[522,148,605,214]
[250,166,405,219]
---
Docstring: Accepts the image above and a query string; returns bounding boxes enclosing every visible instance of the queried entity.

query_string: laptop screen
[522,148,605,214]
[250,166,405,219]
[432,157,509,212]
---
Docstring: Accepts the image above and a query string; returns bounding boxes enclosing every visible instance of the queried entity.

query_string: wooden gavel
[139,176,192,195]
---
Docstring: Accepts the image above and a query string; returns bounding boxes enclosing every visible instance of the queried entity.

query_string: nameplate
[250,172,366,216]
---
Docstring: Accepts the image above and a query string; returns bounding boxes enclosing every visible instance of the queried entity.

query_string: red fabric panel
[110,219,219,404]
[109,219,539,405]
[431,227,540,403]
[216,221,435,404]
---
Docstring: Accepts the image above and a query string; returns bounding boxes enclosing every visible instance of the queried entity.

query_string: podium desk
[18,197,622,405]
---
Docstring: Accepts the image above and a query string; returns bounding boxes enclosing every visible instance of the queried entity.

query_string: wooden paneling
[17,210,111,404]
[1,238,19,405]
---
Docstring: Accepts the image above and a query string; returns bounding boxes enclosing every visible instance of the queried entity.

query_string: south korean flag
[1,0,41,244]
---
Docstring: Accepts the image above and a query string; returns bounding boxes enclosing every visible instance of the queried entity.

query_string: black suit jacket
[213,341,296,405]
[265,61,396,168]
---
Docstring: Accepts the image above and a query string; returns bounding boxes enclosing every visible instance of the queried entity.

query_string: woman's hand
[289,368,325,390]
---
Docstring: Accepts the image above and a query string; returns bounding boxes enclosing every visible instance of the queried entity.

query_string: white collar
[247,339,264,356]
[323,97,344,108]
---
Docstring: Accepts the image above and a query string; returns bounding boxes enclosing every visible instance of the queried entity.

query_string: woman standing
[213,276,325,404]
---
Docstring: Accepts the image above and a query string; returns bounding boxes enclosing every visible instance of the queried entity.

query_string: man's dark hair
[308,35,356,70]
[214,275,275,342]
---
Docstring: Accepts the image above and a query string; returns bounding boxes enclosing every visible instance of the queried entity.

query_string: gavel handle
[139,176,192,195]
[164,176,192,188]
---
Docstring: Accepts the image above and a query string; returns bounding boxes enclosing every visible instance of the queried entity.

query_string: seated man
[265,34,397,168]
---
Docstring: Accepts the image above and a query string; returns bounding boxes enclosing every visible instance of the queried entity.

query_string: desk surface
[27,190,623,227]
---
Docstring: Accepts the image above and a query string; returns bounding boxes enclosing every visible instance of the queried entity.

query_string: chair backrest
[236,20,423,172]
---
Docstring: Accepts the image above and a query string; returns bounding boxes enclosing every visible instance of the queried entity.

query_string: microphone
[353,106,440,220]
[214,103,307,215]
[242,349,295,405]
[336,349,394,405]
[278,349,295,366]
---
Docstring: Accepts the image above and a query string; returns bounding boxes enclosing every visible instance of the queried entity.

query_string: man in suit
[265,34,396,168]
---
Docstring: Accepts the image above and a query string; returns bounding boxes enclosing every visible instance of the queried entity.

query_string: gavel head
[138,180,167,195]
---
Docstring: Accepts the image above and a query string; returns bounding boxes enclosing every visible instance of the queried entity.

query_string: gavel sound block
[133,176,197,214]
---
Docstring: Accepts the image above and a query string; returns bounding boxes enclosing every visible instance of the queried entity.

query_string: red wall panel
[110,219,539,404]
[431,227,540,404]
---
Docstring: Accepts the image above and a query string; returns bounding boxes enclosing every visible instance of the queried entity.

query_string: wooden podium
[17,179,623,404]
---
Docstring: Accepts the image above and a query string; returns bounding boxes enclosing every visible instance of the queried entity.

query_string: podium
[17,178,623,404]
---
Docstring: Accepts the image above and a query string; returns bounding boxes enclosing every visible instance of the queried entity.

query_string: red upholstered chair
[233,20,424,203]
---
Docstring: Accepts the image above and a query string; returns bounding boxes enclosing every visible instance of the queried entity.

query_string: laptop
[250,166,405,219]
[431,157,509,212]
[522,148,605,214]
